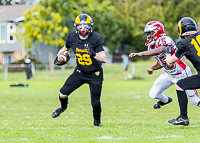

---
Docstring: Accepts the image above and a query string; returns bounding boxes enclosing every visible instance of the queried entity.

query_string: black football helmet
[74,13,93,37]
[177,17,197,39]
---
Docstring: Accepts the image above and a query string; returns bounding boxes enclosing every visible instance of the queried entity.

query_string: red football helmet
[144,21,165,46]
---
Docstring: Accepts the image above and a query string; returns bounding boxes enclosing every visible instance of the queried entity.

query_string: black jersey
[65,30,104,73]
[175,32,200,74]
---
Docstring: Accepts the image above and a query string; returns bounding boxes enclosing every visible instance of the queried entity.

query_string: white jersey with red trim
[147,35,187,75]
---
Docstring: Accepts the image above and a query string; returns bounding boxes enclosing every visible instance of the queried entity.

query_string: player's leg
[90,83,102,127]
[89,68,103,127]
[176,89,188,121]
[177,74,200,90]
[167,71,189,126]
[168,89,189,126]
[168,74,200,126]
[185,89,200,106]
[52,69,83,118]
[123,66,128,80]
[174,67,200,90]
[149,72,173,109]
[51,93,69,118]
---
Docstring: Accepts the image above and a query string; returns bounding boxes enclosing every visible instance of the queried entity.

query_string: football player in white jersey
[129,21,200,114]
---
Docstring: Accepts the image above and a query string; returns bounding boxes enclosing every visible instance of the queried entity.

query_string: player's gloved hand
[166,44,176,54]
[54,56,66,66]
[86,45,96,57]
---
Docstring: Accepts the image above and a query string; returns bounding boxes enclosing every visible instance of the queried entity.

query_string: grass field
[0,60,200,143]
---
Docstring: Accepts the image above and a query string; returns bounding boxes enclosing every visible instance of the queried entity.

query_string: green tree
[16,0,124,52]
[87,0,124,52]
[164,0,200,41]
[112,0,200,53]
[16,0,200,54]
[16,0,85,49]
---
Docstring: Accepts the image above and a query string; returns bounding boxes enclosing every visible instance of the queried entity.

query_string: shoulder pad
[89,31,104,46]
[66,30,77,43]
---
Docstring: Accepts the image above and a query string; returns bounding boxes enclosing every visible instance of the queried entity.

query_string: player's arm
[57,45,69,55]
[94,51,106,63]
[147,62,162,74]
[129,46,166,58]
[54,45,70,66]
[87,34,106,63]
[165,44,179,65]
[166,54,179,65]
[87,43,106,63]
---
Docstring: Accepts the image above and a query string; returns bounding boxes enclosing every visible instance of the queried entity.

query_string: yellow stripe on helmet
[76,17,81,24]
[178,21,182,36]
[86,16,91,24]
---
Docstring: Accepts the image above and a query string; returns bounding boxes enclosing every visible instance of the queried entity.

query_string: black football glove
[86,45,96,58]
[54,56,66,66]
[166,45,176,54]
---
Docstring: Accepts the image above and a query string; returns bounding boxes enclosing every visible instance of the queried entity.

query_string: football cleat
[52,106,66,118]
[168,116,189,126]
[153,97,172,109]
[94,119,102,127]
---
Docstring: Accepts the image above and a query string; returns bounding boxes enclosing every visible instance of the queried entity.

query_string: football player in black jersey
[166,17,200,126]
[52,13,106,127]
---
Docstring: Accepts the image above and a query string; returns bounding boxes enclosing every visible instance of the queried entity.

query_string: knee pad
[149,89,157,99]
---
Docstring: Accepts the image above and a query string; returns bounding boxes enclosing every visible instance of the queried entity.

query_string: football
[57,51,70,63]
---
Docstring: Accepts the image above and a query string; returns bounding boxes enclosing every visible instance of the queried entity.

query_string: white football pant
[149,66,200,106]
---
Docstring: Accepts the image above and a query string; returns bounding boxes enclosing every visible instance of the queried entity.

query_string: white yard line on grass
[96,135,128,140]
[147,135,185,139]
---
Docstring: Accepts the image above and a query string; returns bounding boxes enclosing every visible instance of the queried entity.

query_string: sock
[157,93,169,103]
[93,106,101,122]
[176,90,188,119]
[59,95,68,111]
[92,102,101,122]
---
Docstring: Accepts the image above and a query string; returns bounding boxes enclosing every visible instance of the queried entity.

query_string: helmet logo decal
[178,21,182,36]
[76,17,81,24]
[86,17,91,24]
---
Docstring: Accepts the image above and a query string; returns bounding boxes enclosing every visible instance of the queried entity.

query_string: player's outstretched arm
[129,46,166,58]
[129,52,143,58]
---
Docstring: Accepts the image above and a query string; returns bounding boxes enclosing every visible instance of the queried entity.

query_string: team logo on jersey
[95,71,100,76]
[75,44,90,53]
[76,48,88,53]
[84,44,89,48]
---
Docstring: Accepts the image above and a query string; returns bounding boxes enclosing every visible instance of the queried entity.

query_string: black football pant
[177,74,200,90]
[60,67,103,121]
